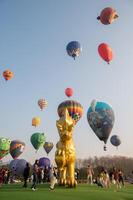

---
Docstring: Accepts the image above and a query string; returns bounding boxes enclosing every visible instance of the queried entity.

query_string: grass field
[0,183,133,200]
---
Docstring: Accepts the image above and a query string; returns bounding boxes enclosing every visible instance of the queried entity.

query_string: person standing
[23,162,30,188]
[49,167,58,191]
[87,164,94,185]
[31,160,39,191]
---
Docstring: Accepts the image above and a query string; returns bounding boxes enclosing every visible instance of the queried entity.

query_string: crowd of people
[0,159,58,191]
[87,165,125,190]
[0,161,126,192]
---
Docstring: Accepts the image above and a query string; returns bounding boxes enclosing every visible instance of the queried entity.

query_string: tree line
[75,156,133,180]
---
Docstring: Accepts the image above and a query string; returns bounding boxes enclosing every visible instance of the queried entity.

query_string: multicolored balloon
[43,142,54,155]
[98,43,113,64]
[97,7,118,25]
[10,140,25,159]
[110,135,121,148]
[65,88,73,97]
[38,157,50,168]
[32,117,41,127]
[66,41,82,60]
[3,69,14,81]
[0,137,11,159]
[30,132,46,151]
[58,100,83,124]
[38,99,48,111]
[87,100,115,150]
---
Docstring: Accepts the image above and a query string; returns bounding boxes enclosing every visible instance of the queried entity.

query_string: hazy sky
[0,0,133,164]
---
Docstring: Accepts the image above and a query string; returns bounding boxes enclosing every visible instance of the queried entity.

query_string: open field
[0,183,133,200]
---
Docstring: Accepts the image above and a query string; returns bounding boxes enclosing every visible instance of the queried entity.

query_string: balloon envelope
[65,88,73,97]
[10,140,25,159]
[3,69,14,81]
[110,135,121,147]
[58,100,83,124]
[38,157,50,168]
[32,117,41,127]
[87,100,115,145]
[9,159,28,177]
[66,41,82,59]
[43,142,54,154]
[9,159,19,175]
[38,99,47,110]
[30,132,46,150]
[98,43,113,64]
[97,7,118,25]
[0,137,11,159]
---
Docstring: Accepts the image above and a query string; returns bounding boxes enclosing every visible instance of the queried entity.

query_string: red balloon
[65,88,73,97]
[98,43,113,64]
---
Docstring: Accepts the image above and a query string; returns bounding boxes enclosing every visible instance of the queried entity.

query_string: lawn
[0,183,133,200]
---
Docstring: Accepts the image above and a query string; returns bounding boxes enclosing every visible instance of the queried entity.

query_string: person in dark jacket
[23,162,30,188]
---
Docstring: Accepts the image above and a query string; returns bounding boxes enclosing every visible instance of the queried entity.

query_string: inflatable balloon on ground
[38,99,48,111]
[58,100,83,124]
[9,159,19,175]
[43,142,54,155]
[9,159,29,177]
[3,69,14,81]
[32,117,41,127]
[30,132,46,151]
[38,157,50,168]
[65,88,73,97]
[10,140,25,159]
[66,41,82,60]
[98,43,113,64]
[87,100,115,151]
[110,135,121,148]
[97,7,118,25]
[0,137,11,159]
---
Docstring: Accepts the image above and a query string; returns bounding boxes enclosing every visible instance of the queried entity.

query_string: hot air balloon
[3,69,14,81]
[32,117,41,127]
[87,100,115,151]
[43,142,54,155]
[66,41,82,60]
[65,88,73,98]
[110,135,121,148]
[30,132,46,151]
[97,7,118,25]
[10,140,25,159]
[38,157,50,168]
[9,159,31,177]
[98,43,113,64]
[58,100,83,124]
[9,159,19,175]
[38,99,48,111]
[0,137,11,159]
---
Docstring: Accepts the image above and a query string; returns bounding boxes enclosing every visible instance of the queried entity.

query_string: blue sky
[0,0,133,164]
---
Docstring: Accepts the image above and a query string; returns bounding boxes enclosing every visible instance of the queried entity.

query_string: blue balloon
[87,100,115,148]
[66,41,82,59]
[110,135,121,147]
[38,157,50,168]
[9,159,28,177]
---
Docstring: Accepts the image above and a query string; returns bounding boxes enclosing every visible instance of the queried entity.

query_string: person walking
[31,160,39,191]
[23,162,30,188]
[87,164,94,185]
[49,167,58,191]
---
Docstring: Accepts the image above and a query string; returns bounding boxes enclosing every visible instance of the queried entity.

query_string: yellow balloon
[32,117,41,127]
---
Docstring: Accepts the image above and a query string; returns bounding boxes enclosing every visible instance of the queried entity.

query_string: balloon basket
[103,145,107,151]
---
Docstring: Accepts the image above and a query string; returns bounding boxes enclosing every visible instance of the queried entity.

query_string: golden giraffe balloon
[55,108,77,187]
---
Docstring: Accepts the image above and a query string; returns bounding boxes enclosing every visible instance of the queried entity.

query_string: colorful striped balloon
[38,99,48,110]
[57,100,83,124]
[10,140,25,159]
